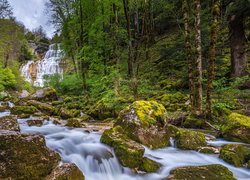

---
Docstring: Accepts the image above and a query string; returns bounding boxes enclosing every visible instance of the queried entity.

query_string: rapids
[15,116,250,180]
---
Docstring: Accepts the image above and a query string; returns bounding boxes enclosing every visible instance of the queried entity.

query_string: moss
[0,106,7,112]
[167,164,235,180]
[132,100,167,127]
[142,157,160,173]
[175,129,207,151]
[0,133,59,179]
[100,126,160,172]
[115,100,169,149]
[11,106,38,115]
[66,118,82,128]
[182,115,206,129]
[222,113,250,143]
[27,100,55,115]
[198,147,219,154]
[219,144,250,167]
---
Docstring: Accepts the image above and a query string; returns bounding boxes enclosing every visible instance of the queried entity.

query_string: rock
[0,116,19,131]
[66,116,91,128]
[0,105,7,112]
[0,91,11,101]
[27,100,55,115]
[175,128,207,151]
[222,113,250,143]
[55,108,79,120]
[0,132,59,179]
[219,144,250,167]
[27,119,44,127]
[115,100,170,149]
[46,163,84,180]
[31,87,58,101]
[182,115,207,129]
[198,146,220,154]
[11,105,38,115]
[19,90,30,99]
[167,164,235,180]
[100,126,160,172]
[166,111,187,126]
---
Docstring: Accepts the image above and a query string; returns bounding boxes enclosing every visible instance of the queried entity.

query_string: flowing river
[11,115,249,180]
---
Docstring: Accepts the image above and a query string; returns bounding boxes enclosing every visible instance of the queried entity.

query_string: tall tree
[194,0,203,115]
[183,0,195,114]
[227,0,250,77]
[206,0,220,118]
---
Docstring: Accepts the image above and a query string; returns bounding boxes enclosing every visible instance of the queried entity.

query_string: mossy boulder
[55,107,79,120]
[182,115,206,129]
[175,129,207,151]
[0,105,7,112]
[11,105,38,115]
[46,163,84,180]
[100,126,160,172]
[0,132,60,179]
[115,100,170,149]
[27,100,55,115]
[222,113,250,143]
[0,116,19,131]
[31,87,58,101]
[219,144,250,167]
[167,164,235,180]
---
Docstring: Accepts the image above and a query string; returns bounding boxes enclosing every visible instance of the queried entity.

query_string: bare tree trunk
[229,14,247,77]
[194,0,203,116]
[183,0,195,114]
[206,0,220,119]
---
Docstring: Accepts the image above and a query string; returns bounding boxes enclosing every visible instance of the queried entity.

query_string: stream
[13,115,250,180]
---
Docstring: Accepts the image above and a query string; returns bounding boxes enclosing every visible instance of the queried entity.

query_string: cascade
[21,44,63,87]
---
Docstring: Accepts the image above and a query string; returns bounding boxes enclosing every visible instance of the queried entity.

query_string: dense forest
[0,0,250,179]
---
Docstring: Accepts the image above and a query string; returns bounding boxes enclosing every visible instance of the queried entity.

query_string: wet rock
[27,119,44,127]
[0,132,59,179]
[115,100,170,149]
[101,126,160,172]
[222,113,250,143]
[31,87,58,101]
[167,164,235,180]
[0,116,19,131]
[219,144,250,167]
[11,105,38,115]
[174,128,207,151]
[46,163,84,180]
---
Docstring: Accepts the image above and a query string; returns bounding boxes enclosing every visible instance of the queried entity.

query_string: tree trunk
[229,14,247,77]
[206,0,220,119]
[183,0,195,114]
[194,0,203,116]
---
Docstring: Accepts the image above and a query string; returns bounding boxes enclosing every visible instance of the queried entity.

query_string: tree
[0,0,13,19]
[206,0,220,118]
[226,0,250,77]
[194,0,203,116]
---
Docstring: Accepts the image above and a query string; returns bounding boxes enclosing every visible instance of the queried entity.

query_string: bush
[0,68,17,91]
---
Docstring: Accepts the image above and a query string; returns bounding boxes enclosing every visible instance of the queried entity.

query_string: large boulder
[222,113,250,143]
[0,131,60,179]
[167,164,235,180]
[115,100,170,149]
[0,116,19,131]
[11,105,38,115]
[100,126,160,172]
[31,87,58,101]
[46,163,84,180]
[219,144,250,167]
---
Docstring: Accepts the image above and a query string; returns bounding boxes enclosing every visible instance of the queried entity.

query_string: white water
[15,117,250,180]
[21,44,63,87]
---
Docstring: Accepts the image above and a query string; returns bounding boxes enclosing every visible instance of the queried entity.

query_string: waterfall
[21,44,64,87]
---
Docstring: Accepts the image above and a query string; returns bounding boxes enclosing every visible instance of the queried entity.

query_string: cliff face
[29,41,49,60]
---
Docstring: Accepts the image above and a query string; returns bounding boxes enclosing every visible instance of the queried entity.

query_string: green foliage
[0,67,16,90]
